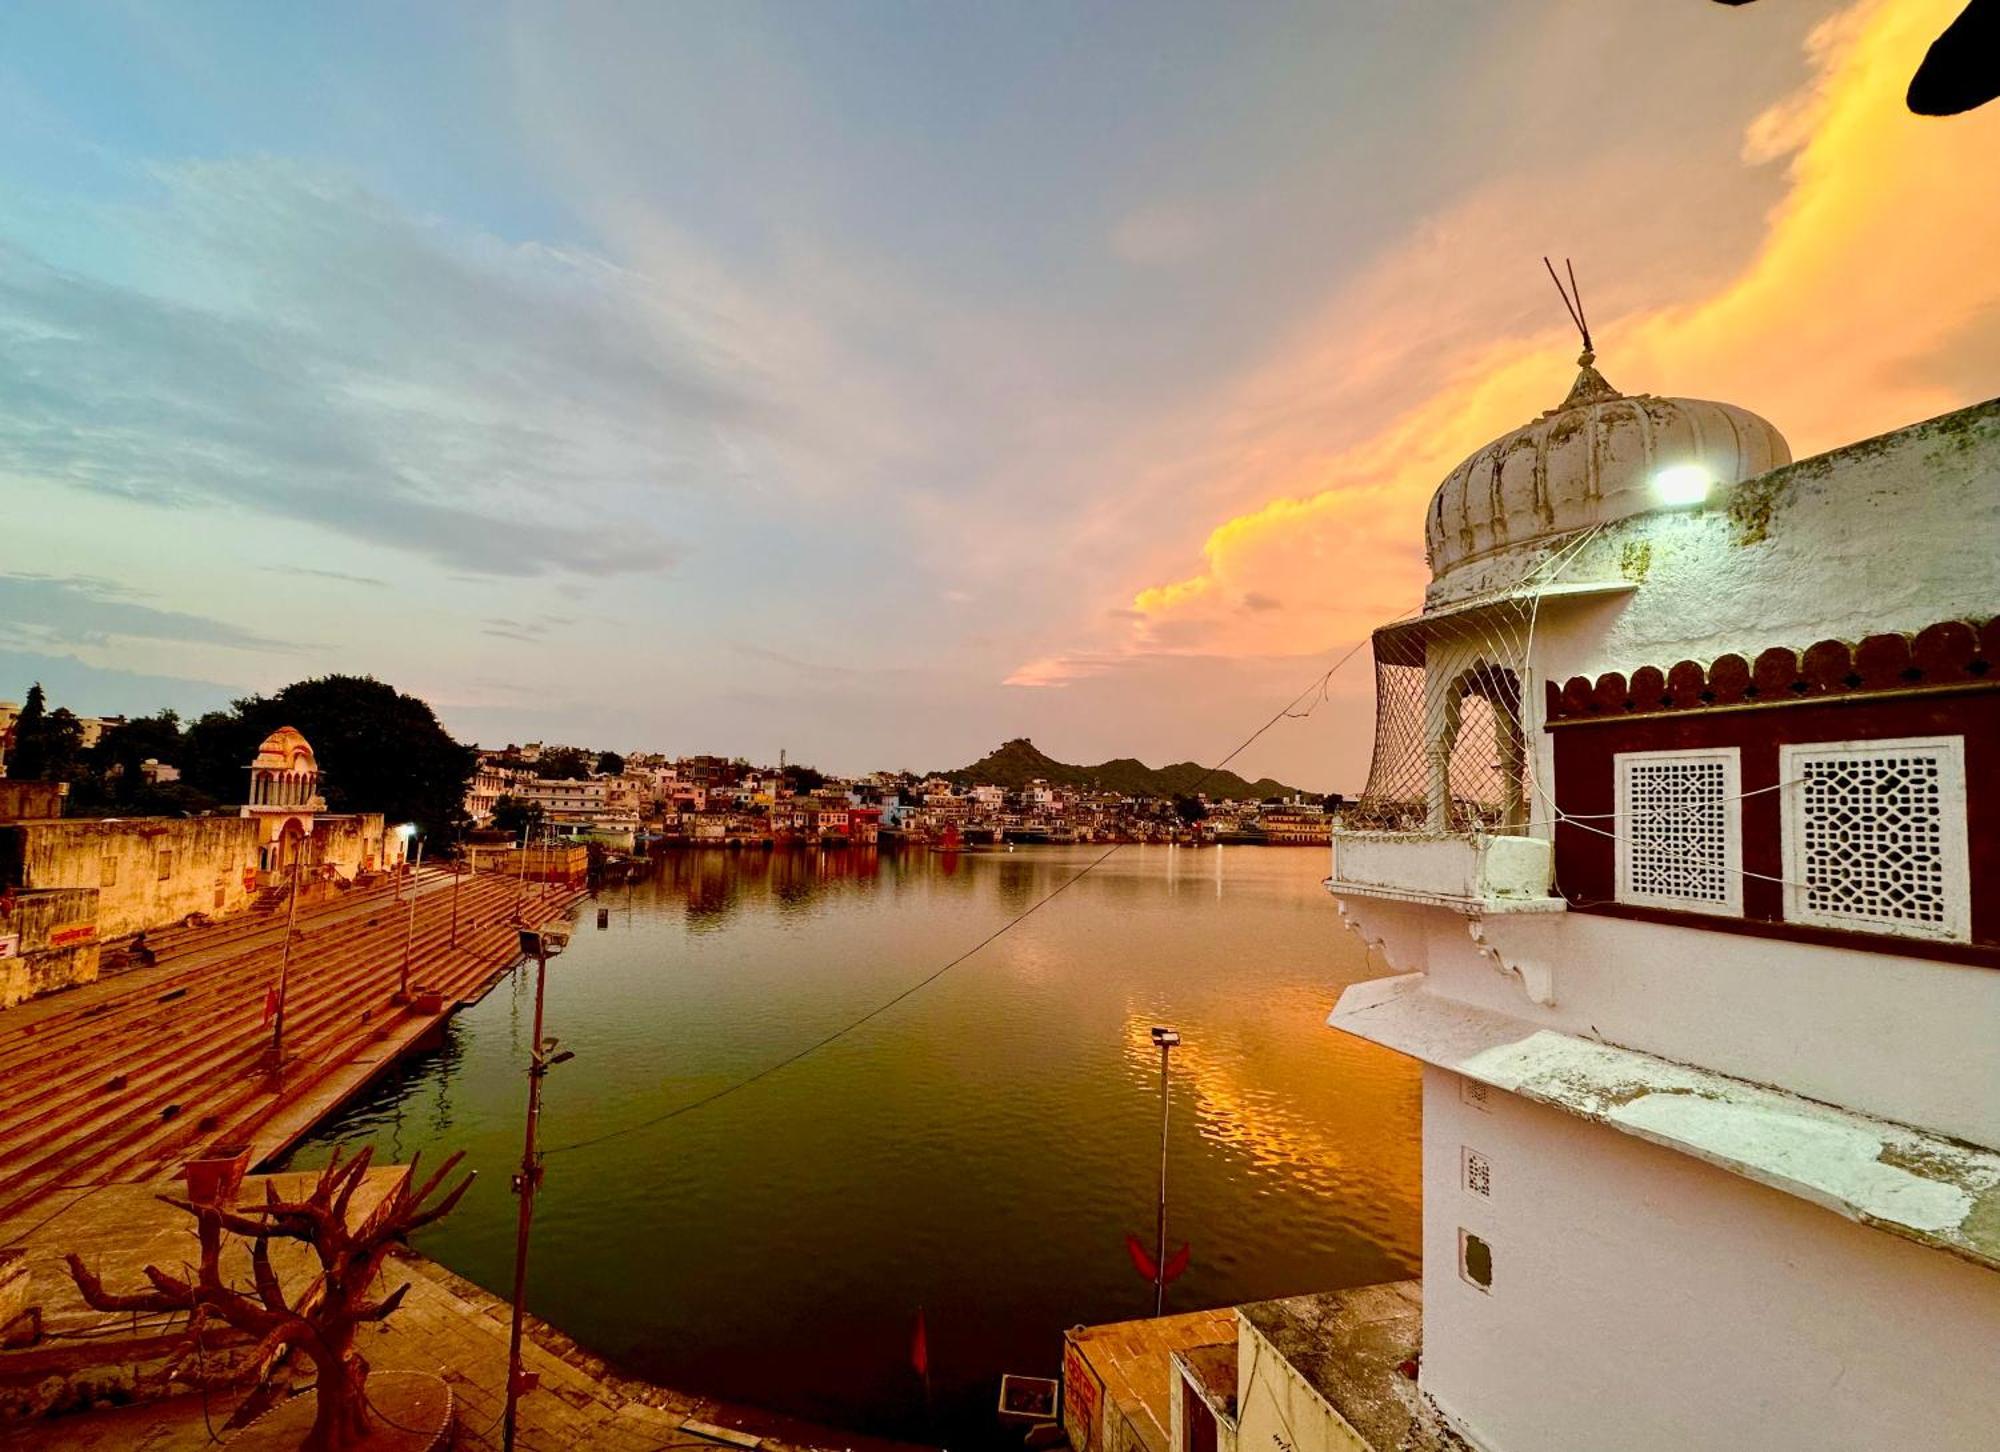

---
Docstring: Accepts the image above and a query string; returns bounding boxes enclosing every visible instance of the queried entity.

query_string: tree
[531,745,594,780]
[75,710,187,810]
[594,749,626,776]
[780,763,825,793]
[491,794,544,840]
[8,685,85,783]
[65,1146,472,1452]
[1173,794,1209,824]
[181,676,475,840]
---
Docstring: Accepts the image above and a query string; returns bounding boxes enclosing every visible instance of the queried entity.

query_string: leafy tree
[8,684,85,782]
[531,745,594,780]
[78,711,186,806]
[491,794,545,840]
[181,676,474,839]
[594,749,626,776]
[1173,794,1209,824]
[780,763,825,793]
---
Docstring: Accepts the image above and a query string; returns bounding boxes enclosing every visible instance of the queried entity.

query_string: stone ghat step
[0,888,583,1225]
[0,876,525,1107]
[0,885,585,1226]
[0,874,426,1051]
[0,881,568,1200]
[0,880,527,1179]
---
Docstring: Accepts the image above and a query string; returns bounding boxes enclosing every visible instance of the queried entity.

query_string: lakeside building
[1065,358,2000,1452]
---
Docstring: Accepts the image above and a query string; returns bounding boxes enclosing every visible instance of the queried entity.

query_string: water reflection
[287,846,1418,1445]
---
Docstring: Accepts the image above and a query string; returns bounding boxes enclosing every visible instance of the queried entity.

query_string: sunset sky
[4,0,1995,790]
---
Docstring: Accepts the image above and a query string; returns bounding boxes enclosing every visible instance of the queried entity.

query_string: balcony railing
[1326,829,1562,912]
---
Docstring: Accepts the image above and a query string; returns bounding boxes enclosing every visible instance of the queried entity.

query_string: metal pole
[503,939,551,1452]
[270,841,304,1074]
[399,840,424,1001]
[1154,1037,1172,1317]
[515,827,528,921]
[450,851,463,948]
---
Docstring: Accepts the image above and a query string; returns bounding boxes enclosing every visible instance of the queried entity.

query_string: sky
[2,0,1994,792]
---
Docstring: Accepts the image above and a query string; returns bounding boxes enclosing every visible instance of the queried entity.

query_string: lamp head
[1652,463,1713,508]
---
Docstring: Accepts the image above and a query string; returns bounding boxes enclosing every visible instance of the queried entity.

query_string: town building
[463,757,517,826]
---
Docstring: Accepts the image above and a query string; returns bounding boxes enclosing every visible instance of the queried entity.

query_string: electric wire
[539,633,1385,1160]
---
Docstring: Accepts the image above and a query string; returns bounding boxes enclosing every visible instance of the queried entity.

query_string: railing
[1327,829,1557,909]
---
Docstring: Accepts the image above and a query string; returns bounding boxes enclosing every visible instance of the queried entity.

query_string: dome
[249,725,316,773]
[1424,352,1790,598]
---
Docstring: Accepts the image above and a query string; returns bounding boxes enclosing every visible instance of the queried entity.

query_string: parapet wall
[0,887,101,1008]
[3,816,263,939]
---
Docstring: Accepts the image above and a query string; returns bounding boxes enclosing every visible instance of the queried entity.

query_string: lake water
[285,845,1420,1444]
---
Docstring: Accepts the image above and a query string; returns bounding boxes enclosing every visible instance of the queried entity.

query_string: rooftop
[1239,1283,1425,1452]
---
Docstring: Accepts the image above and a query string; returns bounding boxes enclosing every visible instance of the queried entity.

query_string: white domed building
[1086,361,1999,1452]
[1284,354,2000,1450]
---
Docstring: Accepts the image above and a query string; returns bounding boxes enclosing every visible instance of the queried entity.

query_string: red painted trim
[1547,617,1996,722]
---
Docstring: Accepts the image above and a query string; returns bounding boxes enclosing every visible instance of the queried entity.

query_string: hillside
[940,738,1307,802]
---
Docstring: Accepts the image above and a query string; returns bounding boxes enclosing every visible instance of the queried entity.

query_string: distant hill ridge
[940,738,1305,802]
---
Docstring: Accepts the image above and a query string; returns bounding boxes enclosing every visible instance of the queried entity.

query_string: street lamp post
[1150,1025,1180,1318]
[397,837,425,1002]
[503,925,573,1452]
[450,842,464,949]
[269,838,308,1077]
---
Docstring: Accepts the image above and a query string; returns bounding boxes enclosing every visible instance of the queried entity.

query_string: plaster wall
[1418,1064,2000,1452]
[0,887,101,1007]
[1338,897,1999,1149]
[1235,1322,1366,1452]
[1515,401,2000,816]
[4,817,261,939]
[313,813,389,879]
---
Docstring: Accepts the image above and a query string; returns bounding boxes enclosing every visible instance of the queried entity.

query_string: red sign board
[49,922,98,947]
[1062,1339,1102,1452]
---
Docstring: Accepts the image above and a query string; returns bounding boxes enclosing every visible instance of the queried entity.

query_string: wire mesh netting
[1348,588,1545,835]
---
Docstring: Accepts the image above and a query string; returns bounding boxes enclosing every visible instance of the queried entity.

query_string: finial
[1544,256,1594,356]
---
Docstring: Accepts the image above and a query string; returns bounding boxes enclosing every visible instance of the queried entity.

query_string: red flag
[911,1307,929,1380]
[1126,1234,1190,1283]
[261,987,278,1027]
[1124,1232,1157,1282]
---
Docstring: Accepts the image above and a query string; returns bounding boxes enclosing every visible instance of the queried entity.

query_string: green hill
[940,738,1306,802]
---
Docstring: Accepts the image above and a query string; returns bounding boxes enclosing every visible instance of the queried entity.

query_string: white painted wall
[1374,907,2000,1151]
[1419,1064,2000,1452]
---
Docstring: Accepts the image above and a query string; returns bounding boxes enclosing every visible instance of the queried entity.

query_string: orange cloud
[1014,0,1998,689]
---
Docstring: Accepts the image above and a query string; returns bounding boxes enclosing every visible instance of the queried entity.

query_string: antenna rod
[1542,256,1592,354]
[1566,257,1593,354]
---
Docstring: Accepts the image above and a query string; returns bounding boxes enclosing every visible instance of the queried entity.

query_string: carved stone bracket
[1468,914,1558,1007]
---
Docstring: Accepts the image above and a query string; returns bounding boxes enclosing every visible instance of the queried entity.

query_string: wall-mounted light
[1653,463,1714,507]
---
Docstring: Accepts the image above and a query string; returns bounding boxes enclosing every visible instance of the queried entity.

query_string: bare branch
[65,1253,186,1315]
[251,1236,288,1315]
[395,1170,476,1238]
